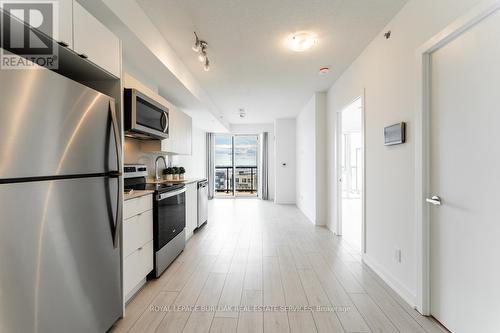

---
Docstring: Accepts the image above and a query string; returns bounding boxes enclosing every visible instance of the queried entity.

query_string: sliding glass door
[234,136,258,197]
[214,135,234,196]
[214,134,258,198]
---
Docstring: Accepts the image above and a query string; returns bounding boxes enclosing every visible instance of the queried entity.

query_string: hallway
[113,199,446,333]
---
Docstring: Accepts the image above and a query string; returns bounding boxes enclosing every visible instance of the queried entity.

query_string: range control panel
[123,164,148,178]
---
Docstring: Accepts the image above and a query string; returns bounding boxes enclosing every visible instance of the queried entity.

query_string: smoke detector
[319,67,330,75]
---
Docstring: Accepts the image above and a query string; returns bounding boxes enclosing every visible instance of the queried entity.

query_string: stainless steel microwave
[124,88,169,140]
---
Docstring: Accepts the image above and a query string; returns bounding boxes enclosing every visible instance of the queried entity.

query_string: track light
[192,32,200,52]
[193,32,211,71]
[198,49,207,62]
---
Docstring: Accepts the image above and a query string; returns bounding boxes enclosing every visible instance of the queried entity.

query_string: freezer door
[0,177,121,333]
[0,67,118,179]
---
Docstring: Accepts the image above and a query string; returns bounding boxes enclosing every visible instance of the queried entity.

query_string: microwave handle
[161,111,168,133]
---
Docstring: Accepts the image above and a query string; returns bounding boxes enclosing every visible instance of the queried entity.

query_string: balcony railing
[215,166,258,195]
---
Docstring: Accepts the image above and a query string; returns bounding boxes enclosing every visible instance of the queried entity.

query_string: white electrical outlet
[394,249,402,263]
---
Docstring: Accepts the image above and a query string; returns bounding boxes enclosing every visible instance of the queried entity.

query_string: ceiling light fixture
[198,43,208,62]
[286,32,317,52]
[193,32,210,71]
[198,50,207,62]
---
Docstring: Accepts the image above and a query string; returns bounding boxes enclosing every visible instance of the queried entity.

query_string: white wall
[297,97,316,222]
[230,124,275,200]
[296,92,327,225]
[274,119,296,204]
[315,93,327,225]
[325,0,484,306]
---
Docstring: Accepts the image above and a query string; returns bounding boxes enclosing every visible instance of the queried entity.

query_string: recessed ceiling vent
[239,108,246,118]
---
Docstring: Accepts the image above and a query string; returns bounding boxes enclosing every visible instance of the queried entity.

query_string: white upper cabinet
[22,1,121,77]
[162,107,193,155]
[141,106,193,155]
[12,0,73,48]
[55,0,73,48]
[72,1,121,77]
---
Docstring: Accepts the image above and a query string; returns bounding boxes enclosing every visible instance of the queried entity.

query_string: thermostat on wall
[384,122,406,146]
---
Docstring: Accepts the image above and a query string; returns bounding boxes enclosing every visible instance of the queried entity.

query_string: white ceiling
[137,0,407,124]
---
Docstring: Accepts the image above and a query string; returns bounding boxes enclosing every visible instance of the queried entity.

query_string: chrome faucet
[154,156,167,181]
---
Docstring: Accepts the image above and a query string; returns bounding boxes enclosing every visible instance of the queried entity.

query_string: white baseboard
[274,200,296,205]
[362,254,417,308]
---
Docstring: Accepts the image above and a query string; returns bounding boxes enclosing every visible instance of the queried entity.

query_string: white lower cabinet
[185,182,198,240]
[123,210,153,257]
[123,194,152,219]
[123,241,153,299]
[123,194,153,302]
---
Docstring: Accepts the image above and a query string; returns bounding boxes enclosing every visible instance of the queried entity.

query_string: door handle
[161,111,168,133]
[426,195,442,206]
[109,100,123,248]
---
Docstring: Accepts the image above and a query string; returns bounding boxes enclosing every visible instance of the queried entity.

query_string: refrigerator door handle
[109,100,123,248]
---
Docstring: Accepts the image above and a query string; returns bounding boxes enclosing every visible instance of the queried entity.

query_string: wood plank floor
[112,199,448,333]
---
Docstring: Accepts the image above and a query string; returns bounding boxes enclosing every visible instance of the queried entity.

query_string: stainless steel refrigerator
[0,66,123,333]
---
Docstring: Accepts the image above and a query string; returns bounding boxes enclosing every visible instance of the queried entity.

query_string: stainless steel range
[124,165,186,277]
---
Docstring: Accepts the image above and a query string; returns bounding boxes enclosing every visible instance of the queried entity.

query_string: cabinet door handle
[79,53,88,59]
[426,195,442,206]
[58,41,69,47]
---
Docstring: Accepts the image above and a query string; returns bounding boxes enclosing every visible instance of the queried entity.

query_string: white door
[429,8,500,333]
[338,98,363,252]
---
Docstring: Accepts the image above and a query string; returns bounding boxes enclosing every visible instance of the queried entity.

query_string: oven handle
[157,187,186,201]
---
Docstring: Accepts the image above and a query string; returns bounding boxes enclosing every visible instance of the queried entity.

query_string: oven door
[124,88,169,140]
[155,187,186,250]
